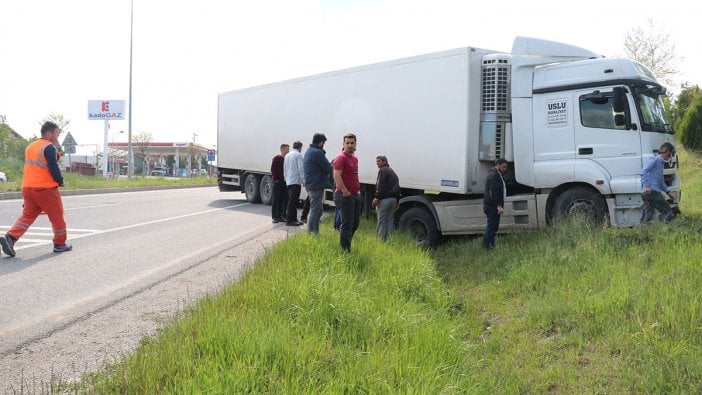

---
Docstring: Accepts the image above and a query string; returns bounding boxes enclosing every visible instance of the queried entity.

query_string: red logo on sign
[102,101,110,112]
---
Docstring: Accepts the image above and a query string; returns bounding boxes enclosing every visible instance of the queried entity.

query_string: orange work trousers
[8,187,67,245]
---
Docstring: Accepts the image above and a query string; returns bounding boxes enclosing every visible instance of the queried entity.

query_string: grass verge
[0,168,215,193]
[41,148,702,391]
[83,224,468,392]
[80,218,702,392]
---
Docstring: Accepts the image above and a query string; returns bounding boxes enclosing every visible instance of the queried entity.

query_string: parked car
[0,171,6,183]
[69,162,97,176]
[151,166,168,176]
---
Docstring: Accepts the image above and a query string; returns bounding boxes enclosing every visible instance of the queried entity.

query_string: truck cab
[524,53,678,227]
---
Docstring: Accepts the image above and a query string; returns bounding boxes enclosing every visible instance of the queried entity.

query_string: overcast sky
[1,0,700,155]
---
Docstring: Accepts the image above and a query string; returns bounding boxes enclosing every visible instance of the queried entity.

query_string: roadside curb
[0,184,216,201]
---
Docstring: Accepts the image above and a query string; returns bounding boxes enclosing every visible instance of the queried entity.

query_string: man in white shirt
[284,141,305,226]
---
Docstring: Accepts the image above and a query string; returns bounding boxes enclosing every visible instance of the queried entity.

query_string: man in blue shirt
[640,142,677,223]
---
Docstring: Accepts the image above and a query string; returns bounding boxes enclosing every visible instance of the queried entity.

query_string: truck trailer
[217,37,679,246]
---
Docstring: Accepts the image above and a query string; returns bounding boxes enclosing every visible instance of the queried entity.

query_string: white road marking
[1,203,250,250]
[64,203,121,211]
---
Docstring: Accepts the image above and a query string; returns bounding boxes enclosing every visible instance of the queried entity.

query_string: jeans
[286,184,301,223]
[376,198,397,241]
[307,189,324,234]
[334,191,363,251]
[483,205,500,249]
[271,180,287,219]
[641,191,673,223]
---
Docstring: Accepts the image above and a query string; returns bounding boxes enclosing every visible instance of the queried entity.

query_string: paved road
[0,186,300,388]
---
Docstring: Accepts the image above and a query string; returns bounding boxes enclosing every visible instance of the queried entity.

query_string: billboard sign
[88,100,126,120]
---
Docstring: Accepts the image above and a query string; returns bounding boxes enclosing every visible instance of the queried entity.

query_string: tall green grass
[435,219,702,392]
[69,147,702,392]
[85,227,470,393]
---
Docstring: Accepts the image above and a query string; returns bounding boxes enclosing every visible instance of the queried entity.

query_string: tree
[0,122,26,162]
[678,94,702,151]
[623,19,681,88]
[673,84,702,131]
[41,113,71,132]
[133,131,153,176]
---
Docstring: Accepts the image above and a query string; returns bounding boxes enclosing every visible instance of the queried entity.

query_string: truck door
[573,87,642,192]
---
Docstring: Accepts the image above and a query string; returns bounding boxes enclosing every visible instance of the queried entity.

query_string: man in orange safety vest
[1,121,72,257]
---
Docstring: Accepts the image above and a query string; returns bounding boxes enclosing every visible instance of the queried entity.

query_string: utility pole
[127,0,134,178]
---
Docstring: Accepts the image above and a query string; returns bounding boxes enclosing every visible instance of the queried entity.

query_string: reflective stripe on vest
[24,141,51,168]
[22,140,59,188]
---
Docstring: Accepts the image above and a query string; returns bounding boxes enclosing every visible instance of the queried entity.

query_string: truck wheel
[260,175,273,205]
[398,207,440,248]
[551,186,606,224]
[244,174,261,203]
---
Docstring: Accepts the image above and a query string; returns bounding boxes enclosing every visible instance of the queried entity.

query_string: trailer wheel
[551,186,606,224]
[260,175,273,205]
[398,207,440,248]
[244,174,261,203]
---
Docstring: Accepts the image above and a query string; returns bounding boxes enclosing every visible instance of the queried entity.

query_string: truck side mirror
[614,114,626,126]
[612,87,633,130]
[613,87,627,113]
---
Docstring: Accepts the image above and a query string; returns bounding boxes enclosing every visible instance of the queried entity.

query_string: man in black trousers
[483,158,508,249]
[270,143,289,223]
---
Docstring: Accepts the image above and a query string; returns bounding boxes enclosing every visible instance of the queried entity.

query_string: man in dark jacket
[483,158,508,249]
[303,133,333,234]
[371,155,400,241]
[270,144,289,223]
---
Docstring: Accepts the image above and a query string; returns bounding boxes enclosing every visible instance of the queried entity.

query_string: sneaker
[0,234,16,257]
[53,243,73,253]
[272,218,280,223]
[286,221,303,226]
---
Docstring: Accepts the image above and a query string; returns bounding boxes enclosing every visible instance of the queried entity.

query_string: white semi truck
[217,37,679,246]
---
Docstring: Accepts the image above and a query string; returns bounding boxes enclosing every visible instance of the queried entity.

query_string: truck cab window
[632,84,673,134]
[579,95,624,130]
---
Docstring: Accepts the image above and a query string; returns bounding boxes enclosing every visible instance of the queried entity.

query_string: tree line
[625,19,702,150]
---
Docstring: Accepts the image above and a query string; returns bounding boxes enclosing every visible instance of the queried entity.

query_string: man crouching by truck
[333,133,361,252]
[640,142,677,224]
[483,158,508,250]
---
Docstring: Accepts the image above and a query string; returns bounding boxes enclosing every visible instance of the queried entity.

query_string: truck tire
[244,174,261,203]
[398,207,440,248]
[260,175,273,205]
[551,186,606,224]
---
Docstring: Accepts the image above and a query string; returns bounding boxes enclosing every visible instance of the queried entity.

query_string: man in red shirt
[333,133,361,252]
[270,143,289,223]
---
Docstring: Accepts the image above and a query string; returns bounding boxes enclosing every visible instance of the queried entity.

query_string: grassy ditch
[83,225,702,392]
[70,148,702,392]
[84,226,467,392]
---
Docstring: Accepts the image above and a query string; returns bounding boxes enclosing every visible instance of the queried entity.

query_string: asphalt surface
[0,186,303,390]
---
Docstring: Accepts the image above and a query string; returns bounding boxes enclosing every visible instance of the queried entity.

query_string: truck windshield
[633,84,673,134]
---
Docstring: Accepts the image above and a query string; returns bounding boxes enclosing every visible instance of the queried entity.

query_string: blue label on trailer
[441,179,459,187]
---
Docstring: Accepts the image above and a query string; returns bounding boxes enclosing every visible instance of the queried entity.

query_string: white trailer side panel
[218,47,495,194]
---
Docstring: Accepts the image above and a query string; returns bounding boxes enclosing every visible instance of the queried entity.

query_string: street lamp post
[127,0,134,178]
